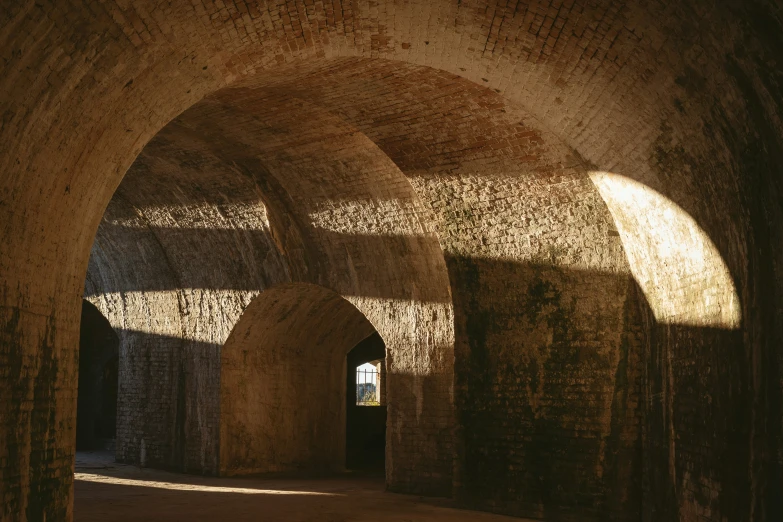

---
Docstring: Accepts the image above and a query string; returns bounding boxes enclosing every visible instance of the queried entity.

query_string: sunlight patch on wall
[104,202,271,230]
[590,171,741,329]
[307,199,428,236]
[308,175,630,274]
[86,291,454,349]
[345,295,455,378]
[87,289,260,344]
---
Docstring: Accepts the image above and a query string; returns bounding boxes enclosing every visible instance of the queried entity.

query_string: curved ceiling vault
[3,0,760,315]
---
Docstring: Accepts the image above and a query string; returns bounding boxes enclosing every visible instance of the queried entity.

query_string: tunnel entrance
[346,333,386,472]
[76,300,120,451]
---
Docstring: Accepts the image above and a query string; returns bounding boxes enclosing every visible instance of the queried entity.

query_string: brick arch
[1,2,781,521]
[83,90,456,490]
[80,56,744,519]
[76,300,119,452]
[218,282,378,476]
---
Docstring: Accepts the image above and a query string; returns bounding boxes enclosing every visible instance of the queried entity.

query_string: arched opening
[220,283,382,476]
[76,300,119,451]
[346,333,386,472]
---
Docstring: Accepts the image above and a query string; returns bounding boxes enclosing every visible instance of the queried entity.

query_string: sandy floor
[74,452,529,521]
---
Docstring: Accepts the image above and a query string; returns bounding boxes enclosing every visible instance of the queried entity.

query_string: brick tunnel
[1,2,782,521]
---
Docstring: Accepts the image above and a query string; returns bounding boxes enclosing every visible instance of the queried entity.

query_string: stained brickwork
[1,2,782,522]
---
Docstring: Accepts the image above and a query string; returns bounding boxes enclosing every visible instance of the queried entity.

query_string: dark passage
[346,333,386,471]
[76,300,120,451]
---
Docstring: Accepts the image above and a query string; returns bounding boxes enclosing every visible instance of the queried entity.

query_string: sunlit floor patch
[75,473,342,496]
[74,452,528,521]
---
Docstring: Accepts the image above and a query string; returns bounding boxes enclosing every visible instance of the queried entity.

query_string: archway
[220,283,380,475]
[82,84,457,490]
[346,333,387,472]
[76,301,119,451]
[58,55,753,520]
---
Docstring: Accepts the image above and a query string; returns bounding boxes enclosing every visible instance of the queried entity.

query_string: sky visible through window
[356,363,378,405]
[356,363,377,384]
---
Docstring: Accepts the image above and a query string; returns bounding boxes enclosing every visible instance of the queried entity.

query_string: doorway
[76,300,119,451]
[346,332,386,472]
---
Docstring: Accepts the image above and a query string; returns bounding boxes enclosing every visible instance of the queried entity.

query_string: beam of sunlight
[74,473,342,496]
[590,171,741,329]
[85,289,260,344]
[86,291,454,349]
[307,199,427,235]
[104,202,272,230]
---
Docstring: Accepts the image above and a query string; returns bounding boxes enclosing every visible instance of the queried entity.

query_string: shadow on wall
[77,301,119,451]
[448,256,748,522]
[107,328,221,475]
[448,256,644,521]
[642,321,747,522]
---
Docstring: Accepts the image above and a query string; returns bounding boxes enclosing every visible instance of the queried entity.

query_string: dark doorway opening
[346,333,386,472]
[76,300,120,451]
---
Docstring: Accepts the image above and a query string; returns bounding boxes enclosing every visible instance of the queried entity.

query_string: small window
[356,360,382,406]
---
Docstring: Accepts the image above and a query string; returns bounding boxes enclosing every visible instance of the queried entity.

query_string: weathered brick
[0,2,781,522]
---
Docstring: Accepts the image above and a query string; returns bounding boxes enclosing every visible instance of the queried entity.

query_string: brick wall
[81,58,646,516]
[240,59,645,518]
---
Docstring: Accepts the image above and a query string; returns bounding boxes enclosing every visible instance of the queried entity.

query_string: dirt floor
[74,452,529,521]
